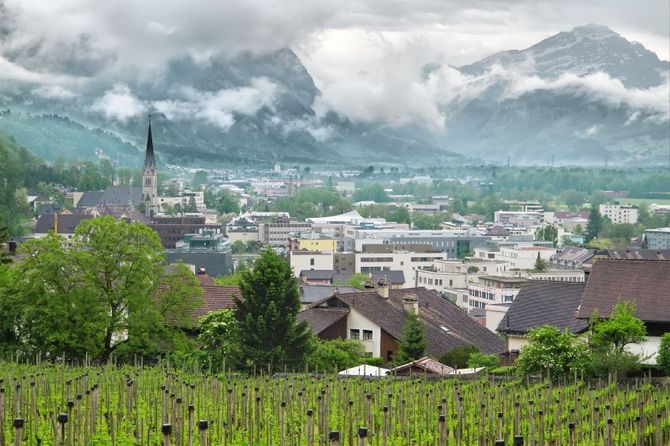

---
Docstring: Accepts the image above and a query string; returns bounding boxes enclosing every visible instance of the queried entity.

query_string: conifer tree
[234,248,313,371]
[585,205,603,243]
[395,312,427,364]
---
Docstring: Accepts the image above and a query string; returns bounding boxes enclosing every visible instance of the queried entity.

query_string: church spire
[144,115,155,170]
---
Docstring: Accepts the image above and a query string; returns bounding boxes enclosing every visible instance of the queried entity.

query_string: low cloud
[153,77,278,130]
[506,71,670,119]
[33,85,77,99]
[91,84,147,121]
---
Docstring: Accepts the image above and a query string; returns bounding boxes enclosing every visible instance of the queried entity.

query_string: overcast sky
[0,0,667,128]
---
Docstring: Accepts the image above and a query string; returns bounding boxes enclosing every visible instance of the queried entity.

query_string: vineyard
[0,363,668,445]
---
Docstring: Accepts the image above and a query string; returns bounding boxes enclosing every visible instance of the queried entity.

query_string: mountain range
[0,24,667,167]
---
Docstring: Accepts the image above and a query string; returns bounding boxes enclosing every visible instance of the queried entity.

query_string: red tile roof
[194,285,241,320]
[577,259,670,322]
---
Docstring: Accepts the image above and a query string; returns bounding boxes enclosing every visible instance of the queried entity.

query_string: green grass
[621,198,670,206]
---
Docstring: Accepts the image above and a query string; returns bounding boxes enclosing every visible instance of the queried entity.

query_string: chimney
[363,273,375,290]
[402,293,419,315]
[376,275,390,299]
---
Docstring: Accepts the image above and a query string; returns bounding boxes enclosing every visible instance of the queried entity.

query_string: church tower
[142,117,158,217]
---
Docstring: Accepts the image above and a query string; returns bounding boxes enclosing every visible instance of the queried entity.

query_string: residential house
[33,213,93,240]
[297,285,505,363]
[576,259,670,364]
[299,284,360,306]
[495,281,587,353]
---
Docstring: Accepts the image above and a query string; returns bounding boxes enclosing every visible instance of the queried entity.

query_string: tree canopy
[2,216,203,362]
[394,312,427,365]
[516,325,589,379]
[589,302,647,377]
[234,248,313,371]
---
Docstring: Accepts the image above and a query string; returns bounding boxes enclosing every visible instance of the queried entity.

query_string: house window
[350,329,360,340]
[310,258,315,266]
[362,330,373,341]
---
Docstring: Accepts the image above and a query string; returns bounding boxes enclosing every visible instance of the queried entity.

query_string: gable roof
[99,186,143,207]
[34,213,93,234]
[390,356,454,375]
[497,281,587,335]
[77,191,105,207]
[604,249,670,260]
[299,270,335,281]
[300,284,360,304]
[332,271,406,286]
[550,247,597,264]
[306,287,505,355]
[297,307,349,334]
[577,259,670,322]
[193,285,241,320]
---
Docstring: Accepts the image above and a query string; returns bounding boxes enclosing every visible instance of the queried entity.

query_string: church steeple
[142,115,158,217]
[144,115,155,170]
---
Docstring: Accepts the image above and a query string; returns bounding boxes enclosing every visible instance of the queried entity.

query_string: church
[142,118,158,217]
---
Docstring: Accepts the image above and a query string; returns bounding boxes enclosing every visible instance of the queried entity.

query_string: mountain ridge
[0,24,667,167]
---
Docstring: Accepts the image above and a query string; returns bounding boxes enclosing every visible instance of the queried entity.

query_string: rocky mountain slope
[0,24,666,167]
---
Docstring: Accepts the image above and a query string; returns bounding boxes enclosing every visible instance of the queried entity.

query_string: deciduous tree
[516,325,589,379]
[589,302,647,377]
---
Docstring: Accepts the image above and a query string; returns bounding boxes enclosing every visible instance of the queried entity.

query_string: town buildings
[599,203,639,224]
[165,230,233,277]
[150,216,222,249]
[644,227,670,249]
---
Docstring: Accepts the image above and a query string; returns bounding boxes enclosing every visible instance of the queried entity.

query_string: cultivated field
[0,363,668,445]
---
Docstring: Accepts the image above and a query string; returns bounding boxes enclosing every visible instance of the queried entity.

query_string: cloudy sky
[0,0,667,129]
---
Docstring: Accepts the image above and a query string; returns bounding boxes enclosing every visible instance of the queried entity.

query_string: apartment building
[496,246,556,270]
[259,217,312,246]
[644,227,670,249]
[599,203,639,224]
[355,245,446,287]
[467,275,526,310]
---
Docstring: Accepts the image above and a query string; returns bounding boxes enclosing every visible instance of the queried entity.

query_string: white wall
[290,252,334,277]
[485,305,510,332]
[347,308,382,357]
[355,251,447,287]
